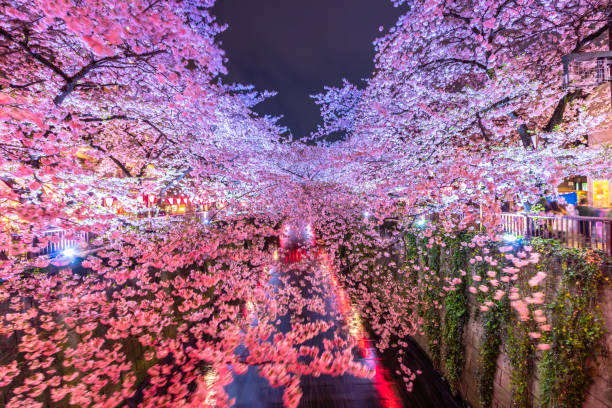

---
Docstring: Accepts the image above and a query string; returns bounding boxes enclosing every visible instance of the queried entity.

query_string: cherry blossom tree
[306,0,612,380]
[1,0,611,407]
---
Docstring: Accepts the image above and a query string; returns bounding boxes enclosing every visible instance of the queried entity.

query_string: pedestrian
[577,198,596,244]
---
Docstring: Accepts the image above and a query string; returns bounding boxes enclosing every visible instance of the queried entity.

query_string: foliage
[441,235,468,394]
[1,0,611,406]
[423,240,442,368]
[506,320,533,408]
[533,239,607,408]
[539,286,605,407]
[478,302,507,408]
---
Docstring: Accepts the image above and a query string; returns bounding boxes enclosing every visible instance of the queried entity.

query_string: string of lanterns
[166,197,228,208]
[101,194,228,209]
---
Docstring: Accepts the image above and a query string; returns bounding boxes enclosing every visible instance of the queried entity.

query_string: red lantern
[167,197,175,205]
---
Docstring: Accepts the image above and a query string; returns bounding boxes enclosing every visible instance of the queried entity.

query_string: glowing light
[415,217,427,228]
[204,368,218,405]
[323,254,404,408]
[503,233,518,243]
[363,211,370,219]
[62,248,76,258]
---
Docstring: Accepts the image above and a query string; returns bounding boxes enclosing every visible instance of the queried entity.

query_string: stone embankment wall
[409,239,611,408]
[414,283,611,408]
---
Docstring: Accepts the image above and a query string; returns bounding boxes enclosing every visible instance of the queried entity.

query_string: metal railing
[35,229,93,256]
[500,213,612,256]
[1,212,214,261]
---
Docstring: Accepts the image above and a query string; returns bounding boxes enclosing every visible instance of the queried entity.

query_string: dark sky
[212,0,406,139]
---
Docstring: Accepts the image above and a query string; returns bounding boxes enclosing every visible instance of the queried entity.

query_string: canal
[225,252,465,407]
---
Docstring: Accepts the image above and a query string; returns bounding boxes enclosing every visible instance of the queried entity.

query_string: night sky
[213,0,406,139]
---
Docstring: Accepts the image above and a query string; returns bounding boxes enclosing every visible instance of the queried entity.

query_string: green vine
[507,320,533,408]
[533,239,606,408]
[338,223,608,408]
[478,301,508,408]
[422,240,442,368]
[441,234,469,394]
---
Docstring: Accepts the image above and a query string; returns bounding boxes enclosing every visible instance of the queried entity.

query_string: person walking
[577,198,597,245]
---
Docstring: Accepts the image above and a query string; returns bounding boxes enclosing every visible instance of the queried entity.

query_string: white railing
[36,229,92,256]
[500,213,612,256]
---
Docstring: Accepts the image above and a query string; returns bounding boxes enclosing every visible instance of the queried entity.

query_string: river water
[225,253,465,408]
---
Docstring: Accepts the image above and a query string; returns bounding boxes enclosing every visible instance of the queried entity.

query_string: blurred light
[363,211,370,219]
[415,217,427,228]
[503,233,518,243]
[62,248,76,258]
[305,223,313,236]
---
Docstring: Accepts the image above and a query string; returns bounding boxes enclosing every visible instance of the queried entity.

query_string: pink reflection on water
[321,252,404,408]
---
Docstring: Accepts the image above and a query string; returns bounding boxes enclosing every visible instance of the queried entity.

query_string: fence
[35,228,93,256]
[500,213,612,256]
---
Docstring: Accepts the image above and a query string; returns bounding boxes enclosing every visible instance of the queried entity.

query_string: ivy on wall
[341,227,607,408]
[411,234,607,408]
[441,234,469,395]
[478,301,507,408]
[507,319,534,407]
[422,241,442,368]
[534,239,606,408]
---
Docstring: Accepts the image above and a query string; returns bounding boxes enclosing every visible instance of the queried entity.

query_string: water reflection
[324,253,405,408]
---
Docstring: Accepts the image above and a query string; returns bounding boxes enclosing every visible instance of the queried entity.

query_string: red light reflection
[321,252,403,408]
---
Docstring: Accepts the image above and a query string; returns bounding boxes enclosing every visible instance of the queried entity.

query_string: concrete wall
[412,255,612,408]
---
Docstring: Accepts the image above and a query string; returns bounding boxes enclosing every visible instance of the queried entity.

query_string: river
[225,252,465,408]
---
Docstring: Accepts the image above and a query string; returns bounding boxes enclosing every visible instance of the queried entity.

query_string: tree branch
[572,23,609,53]
[83,137,133,177]
[54,49,165,105]
[543,90,585,132]
[419,57,487,71]
[0,27,69,81]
